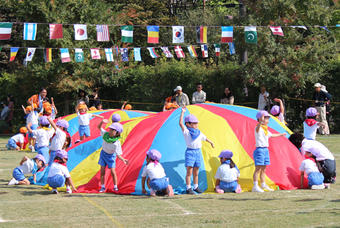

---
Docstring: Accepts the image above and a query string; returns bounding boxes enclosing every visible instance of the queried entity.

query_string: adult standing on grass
[6,95,14,128]
[220,87,234,105]
[27,88,48,111]
[258,86,270,111]
[77,89,89,106]
[174,86,190,107]
[313,83,331,135]
[192,83,206,104]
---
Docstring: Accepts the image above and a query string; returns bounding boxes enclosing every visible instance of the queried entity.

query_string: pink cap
[306,107,318,117]
[270,105,280,116]
[56,119,69,129]
[39,116,49,126]
[256,110,270,119]
[34,154,46,165]
[146,149,162,161]
[56,150,68,159]
[108,123,123,133]
[218,150,233,159]
[111,113,121,122]
[184,114,199,123]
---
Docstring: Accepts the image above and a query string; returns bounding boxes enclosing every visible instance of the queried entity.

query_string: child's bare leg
[79,135,85,141]
[146,178,151,189]
[110,168,117,185]
[260,166,266,183]
[186,167,193,187]
[18,179,30,185]
[100,166,106,186]
[253,166,262,183]
[167,185,174,196]
[65,178,71,188]
[193,167,199,186]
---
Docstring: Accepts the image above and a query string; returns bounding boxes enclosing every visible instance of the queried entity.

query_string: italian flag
[0,23,13,40]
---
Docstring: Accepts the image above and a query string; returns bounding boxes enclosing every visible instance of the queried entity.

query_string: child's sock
[261,182,267,187]
[253,181,258,186]
[114,185,118,189]
[101,184,105,188]
[186,185,191,190]
[193,184,199,189]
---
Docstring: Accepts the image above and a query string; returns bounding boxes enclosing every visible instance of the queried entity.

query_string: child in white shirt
[299,151,325,190]
[303,107,325,140]
[141,149,174,196]
[270,98,285,125]
[48,117,69,166]
[22,103,39,152]
[6,127,27,150]
[76,103,103,142]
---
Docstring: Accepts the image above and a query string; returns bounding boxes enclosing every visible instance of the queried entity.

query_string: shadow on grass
[330,199,340,203]
[64,194,150,199]
[294,198,323,202]
[21,190,51,196]
[219,198,278,201]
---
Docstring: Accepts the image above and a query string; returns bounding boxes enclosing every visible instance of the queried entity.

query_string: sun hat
[39,116,49,126]
[34,154,46,165]
[270,105,280,116]
[184,114,199,123]
[108,123,123,133]
[306,107,318,117]
[56,150,68,159]
[218,150,233,159]
[56,119,69,129]
[174,86,182,92]
[111,113,121,122]
[256,110,270,120]
[125,104,132,110]
[314,83,322,88]
[146,149,162,161]
[20,127,28,134]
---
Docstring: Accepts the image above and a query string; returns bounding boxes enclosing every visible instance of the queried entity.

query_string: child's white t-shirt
[303,122,319,140]
[77,112,93,126]
[32,128,55,148]
[141,162,166,180]
[11,133,25,144]
[26,111,39,125]
[215,164,240,183]
[182,127,207,149]
[299,159,320,175]
[48,162,71,178]
[301,139,334,161]
[17,159,35,175]
[100,129,122,155]
[50,128,66,151]
[255,126,272,147]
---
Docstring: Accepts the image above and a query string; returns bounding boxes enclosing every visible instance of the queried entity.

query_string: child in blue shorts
[179,108,214,194]
[22,102,39,152]
[6,127,27,151]
[252,110,286,192]
[76,103,103,142]
[98,119,128,193]
[8,154,45,185]
[215,150,242,193]
[141,149,174,196]
[299,151,325,190]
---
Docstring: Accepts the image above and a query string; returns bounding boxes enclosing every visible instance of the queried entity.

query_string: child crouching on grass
[141,149,174,196]
[299,150,325,190]
[47,150,77,194]
[6,127,28,151]
[8,154,46,185]
[215,150,241,193]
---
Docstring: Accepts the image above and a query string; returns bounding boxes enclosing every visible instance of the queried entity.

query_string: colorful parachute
[55,104,304,194]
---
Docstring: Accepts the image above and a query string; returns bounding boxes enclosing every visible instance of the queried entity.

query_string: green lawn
[0,135,339,227]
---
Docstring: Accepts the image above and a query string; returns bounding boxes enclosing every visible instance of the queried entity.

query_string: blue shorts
[220,180,238,192]
[7,138,17,150]
[37,146,50,163]
[28,124,38,138]
[79,125,90,137]
[308,172,324,186]
[13,168,25,181]
[149,177,169,192]
[49,150,57,166]
[98,150,116,168]
[185,148,201,168]
[47,175,65,188]
[253,147,270,166]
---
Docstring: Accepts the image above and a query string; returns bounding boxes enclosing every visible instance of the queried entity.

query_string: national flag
[270,26,284,36]
[336,24,340,27]
[0,23,13,40]
[60,48,71,63]
[23,23,37,40]
[74,24,88,40]
[25,48,36,61]
[174,46,185,58]
[49,24,63,39]
[147,47,160,58]
[187,45,198,57]
[134,48,142,61]
[91,48,101,59]
[44,48,52,62]
[228,42,236,55]
[172,26,184,43]
[244,26,257,44]
[120,48,129,62]
[96,25,110,42]
[147,26,159,43]
[160,47,173,58]
[291,26,307,30]
[0,47,2,52]
[105,48,113,62]
[221,26,233,43]
[196,26,207,43]
[201,44,208,58]
[113,46,120,58]
[214,44,221,57]
[74,48,84,62]
[121,25,133,43]
[9,47,19,62]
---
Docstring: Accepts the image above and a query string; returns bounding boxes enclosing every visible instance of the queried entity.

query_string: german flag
[196,26,207,43]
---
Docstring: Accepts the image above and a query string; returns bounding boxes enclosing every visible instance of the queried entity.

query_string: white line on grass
[0,217,11,223]
[159,199,194,215]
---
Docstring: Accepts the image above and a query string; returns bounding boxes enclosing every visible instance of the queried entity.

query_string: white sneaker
[99,186,106,193]
[8,178,18,185]
[66,188,72,194]
[324,183,331,189]
[113,187,118,191]
[311,184,325,190]
[252,185,264,193]
[261,184,274,192]
[52,189,58,194]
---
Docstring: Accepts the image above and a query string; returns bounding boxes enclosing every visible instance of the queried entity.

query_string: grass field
[0,135,339,228]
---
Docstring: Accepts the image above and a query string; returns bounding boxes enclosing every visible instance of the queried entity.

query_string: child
[47,150,77,194]
[27,116,55,162]
[76,103,103,142]
[98,119,128,192]
[270,98,285,124]
[111,113,121,123]
[121,101,132,110]
[299,150,325,190]
[8,154,46,185]
[215,150,242,193]
[50,97,58,120]
[179,108,214,194]
[252,110,286,192]
[6,127,27,151]
[48,117,69,166]
[304,107,325,140]
[141,149,174,196]
[22,102,39,152]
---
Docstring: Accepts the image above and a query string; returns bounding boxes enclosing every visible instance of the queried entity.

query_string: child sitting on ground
[215,150,241,193]
[270,98,285,125]
[47,150,77,194]
[304,107,325,140]
[48,117,69,166]
[6,127,28,151]
[22,102,39,152]
[299,150,325,190]
[141,149,174,196]
[98,119,128,192]
[8,154,46,185]
[76,103,103,142]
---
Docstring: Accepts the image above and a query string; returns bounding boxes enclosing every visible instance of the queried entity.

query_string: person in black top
[313,83,331,135]
[88,88,101,109]
[220,88,234,105]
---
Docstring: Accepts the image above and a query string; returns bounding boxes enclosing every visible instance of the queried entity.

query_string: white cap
[314,83,322,88]
[321,85,328,93]
[174,86,182,92]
